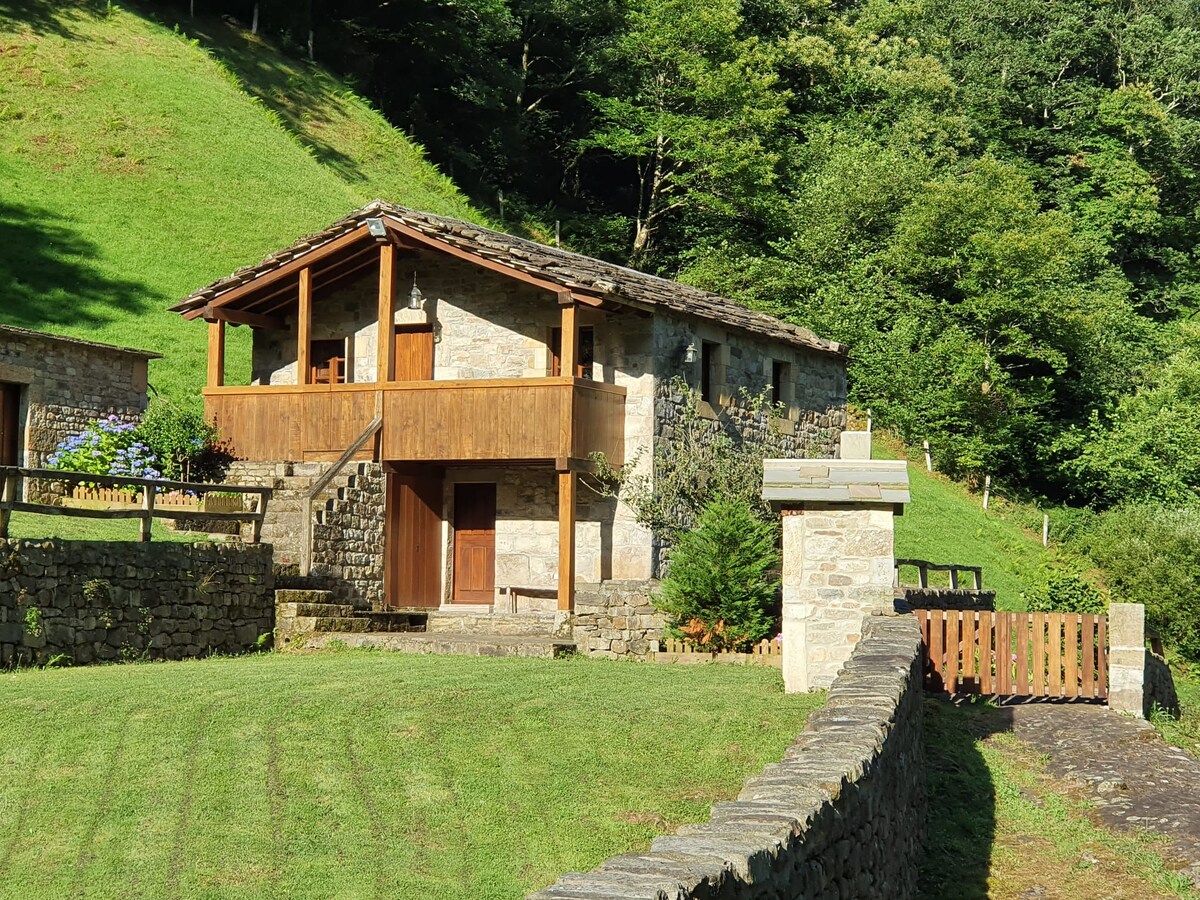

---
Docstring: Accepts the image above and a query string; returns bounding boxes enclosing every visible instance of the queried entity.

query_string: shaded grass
[920,698,1196,899]
[0,652,820,899]
[1154,659,1200,759]
[0,1,481,403]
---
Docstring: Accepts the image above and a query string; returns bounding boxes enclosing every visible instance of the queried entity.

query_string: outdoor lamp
[683,342,698,364]
[408,273,424,310]
[366,217,387,238]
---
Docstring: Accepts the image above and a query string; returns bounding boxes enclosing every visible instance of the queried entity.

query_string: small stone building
[170,201,848,612]
[0,324,160,468]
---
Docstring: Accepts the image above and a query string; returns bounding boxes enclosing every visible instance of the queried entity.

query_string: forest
[166,0,1200,641]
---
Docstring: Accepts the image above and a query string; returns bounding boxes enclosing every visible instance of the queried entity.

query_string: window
[701,341,719,404]
[549,326,595,379]
[310,339,347,384]
[771,360,790,405]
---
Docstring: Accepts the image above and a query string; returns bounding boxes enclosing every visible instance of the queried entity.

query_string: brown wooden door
[385,470,444,608]
[0,383,19,467]
[453,483,496,604]
[394,325,434,381]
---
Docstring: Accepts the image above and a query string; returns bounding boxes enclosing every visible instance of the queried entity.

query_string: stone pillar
[1108,601,1146,717]
[764,435,910,694]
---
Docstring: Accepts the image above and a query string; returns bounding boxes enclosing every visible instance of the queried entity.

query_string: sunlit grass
[0,652,819,899]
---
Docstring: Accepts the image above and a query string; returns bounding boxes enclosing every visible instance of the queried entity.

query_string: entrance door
[394,325,434,381]
[453,483,496,604]
[0,383,19,467]
[385,470,444,608]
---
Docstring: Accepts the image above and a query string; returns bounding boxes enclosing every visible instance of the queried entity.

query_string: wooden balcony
[202,377,626,466]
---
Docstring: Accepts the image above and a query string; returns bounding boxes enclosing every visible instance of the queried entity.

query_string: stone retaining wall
[0,539,274,666]
[570,580,666,660]
[530,610,926,899]
[311,463,385,608]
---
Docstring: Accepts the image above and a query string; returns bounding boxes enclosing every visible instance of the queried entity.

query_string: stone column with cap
[763,431,910,693]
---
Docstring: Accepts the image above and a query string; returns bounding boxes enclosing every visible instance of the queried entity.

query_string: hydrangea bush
[46,415,162,480]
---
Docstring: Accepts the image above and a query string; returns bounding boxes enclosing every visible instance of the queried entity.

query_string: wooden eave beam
[202,306,285,330]
[383,219,605,306]
[181,223,374,319]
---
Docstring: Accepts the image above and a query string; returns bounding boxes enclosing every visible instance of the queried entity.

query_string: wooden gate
[915,610,1109,700]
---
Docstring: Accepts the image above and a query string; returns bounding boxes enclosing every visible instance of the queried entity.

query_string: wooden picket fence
[652,638,783,667]
[915,609,1108,700]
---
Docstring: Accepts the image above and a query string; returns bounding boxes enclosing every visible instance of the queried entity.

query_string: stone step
[287,616,373,634]
[276,602,356,618]
[275,588,336,604]
[299,632,578,659]
[426,610,569,638]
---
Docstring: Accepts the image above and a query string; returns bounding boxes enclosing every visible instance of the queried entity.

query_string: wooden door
[453,483,496,604]
[385,470,444,608]
[394,325,434,381]
[0,383,19,467]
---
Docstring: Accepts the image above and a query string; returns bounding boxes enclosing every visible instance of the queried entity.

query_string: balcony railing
[202,377,626,465]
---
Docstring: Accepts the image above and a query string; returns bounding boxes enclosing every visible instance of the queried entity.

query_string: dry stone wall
[571,581,665,660]
[902,588,996,611]
[311,463,386,608]
[0,539,273,666]
[530,610,926,899]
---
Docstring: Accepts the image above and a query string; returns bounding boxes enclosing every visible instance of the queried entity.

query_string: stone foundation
[570,580,665,660]
[0,539,274,666]
[530,610,926,899]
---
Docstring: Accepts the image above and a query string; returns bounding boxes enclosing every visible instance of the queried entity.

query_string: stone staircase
[274,589,578,659]
[237,461,367,564]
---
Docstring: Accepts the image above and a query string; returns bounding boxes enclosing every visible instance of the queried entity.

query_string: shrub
[46,415,161,480]
[1024,569,1106,615]
[134,401,234,483]
[1084,504,1200,660]
[655,498,780,652]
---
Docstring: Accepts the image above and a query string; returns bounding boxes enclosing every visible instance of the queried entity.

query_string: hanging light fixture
[683,342,698,364]
[408,272,424,310]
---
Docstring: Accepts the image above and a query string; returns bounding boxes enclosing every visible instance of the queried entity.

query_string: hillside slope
[0,1,481,401]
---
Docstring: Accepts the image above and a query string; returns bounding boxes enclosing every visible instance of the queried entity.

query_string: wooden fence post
[923,440,932,472]
[1042,514,1049,547]
[982,475,992,510]
[139,486,155,542]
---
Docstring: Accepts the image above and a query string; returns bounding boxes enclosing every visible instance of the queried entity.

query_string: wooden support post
[0,471,14,538]
[297,266,313,385]
[923,439,932,472]
[973,569,982,591]
[949,568,959,589]
[1042,513,1049,547]
[982,474,992,510]
[140,485,155,543]
[557,469,576,611]
[559,301,578,460]
[207,319,226,388]
[376,243,395,383]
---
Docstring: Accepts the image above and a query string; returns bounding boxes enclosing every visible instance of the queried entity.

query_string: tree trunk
[251,3,259,35]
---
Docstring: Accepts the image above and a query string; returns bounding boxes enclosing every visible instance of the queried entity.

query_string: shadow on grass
[0,199,156,330]
[0,0,98,36]
[918,696,1010,899]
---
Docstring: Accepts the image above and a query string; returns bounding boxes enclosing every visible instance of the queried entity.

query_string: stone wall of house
[570,580,665,660]
[0,327,153,468]
[0,539,274,666]
[530,610,926,899]
[902,588,996,611]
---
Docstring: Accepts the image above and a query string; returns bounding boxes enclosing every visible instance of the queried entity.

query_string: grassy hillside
[0,1,482,403]
[874,435,1051,611]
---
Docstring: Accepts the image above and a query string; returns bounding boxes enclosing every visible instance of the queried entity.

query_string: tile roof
[170,200,847,358]
[0,324,162,359]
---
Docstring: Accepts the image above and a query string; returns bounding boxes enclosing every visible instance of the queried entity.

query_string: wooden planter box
[652,638,783,667]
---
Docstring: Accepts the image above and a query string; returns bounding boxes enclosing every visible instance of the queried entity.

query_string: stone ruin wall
[0,539,274,666]
[530,610,927,899]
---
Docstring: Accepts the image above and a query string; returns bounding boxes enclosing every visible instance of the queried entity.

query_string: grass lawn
[4,511,207,542]
[919,699,1197,899]
[0,652,819,899]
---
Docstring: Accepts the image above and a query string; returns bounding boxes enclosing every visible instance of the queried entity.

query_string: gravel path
[1002,702,1200,887]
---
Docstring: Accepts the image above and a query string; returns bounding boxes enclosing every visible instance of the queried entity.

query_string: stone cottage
[169,201,847,614]
[0,324,160,468]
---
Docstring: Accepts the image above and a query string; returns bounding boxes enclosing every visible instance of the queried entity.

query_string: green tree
[656,498,781,651]
[581,0,790,263]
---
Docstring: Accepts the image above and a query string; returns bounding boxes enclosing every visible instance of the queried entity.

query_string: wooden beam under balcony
[377,243,395,382]
[207,319,225,388]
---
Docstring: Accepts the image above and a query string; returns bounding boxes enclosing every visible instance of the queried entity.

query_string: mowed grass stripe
[0,653,817,899]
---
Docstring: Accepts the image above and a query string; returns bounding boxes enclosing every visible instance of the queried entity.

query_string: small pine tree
[656,498,780,652]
